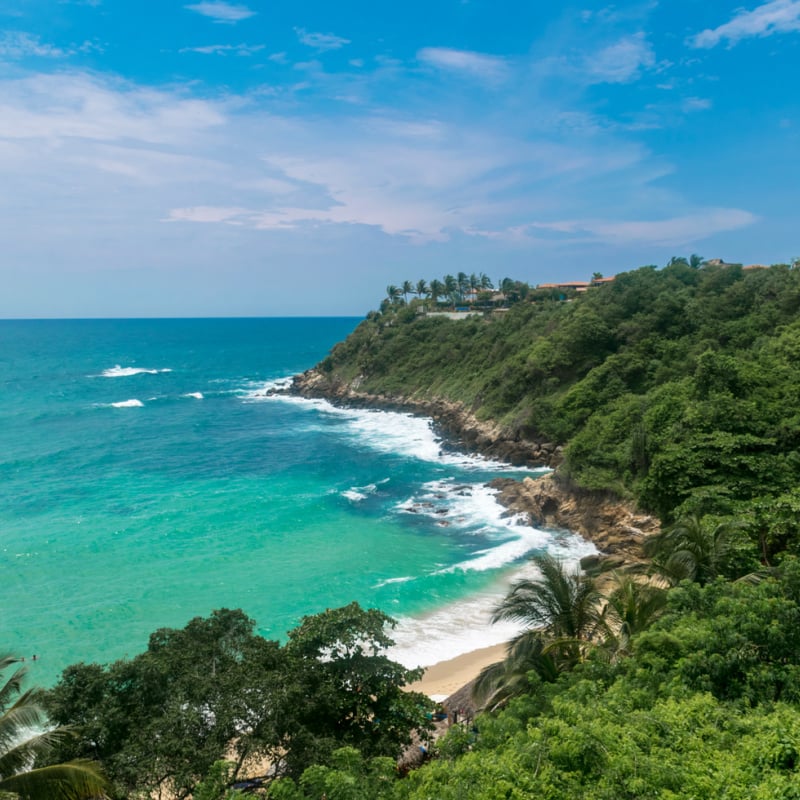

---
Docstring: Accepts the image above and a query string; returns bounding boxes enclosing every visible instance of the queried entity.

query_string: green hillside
[315,261,800,556]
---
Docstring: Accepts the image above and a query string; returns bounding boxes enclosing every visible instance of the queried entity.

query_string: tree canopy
[44,605,430,800]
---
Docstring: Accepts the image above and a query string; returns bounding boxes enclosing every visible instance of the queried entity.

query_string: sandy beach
[406,642,507,700]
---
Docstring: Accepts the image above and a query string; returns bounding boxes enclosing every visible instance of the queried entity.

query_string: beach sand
[406,642,507,700]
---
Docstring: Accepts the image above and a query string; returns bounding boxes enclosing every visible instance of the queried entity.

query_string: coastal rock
[291,368,553,468]
[291,368,660,569]
[489,474,660,569]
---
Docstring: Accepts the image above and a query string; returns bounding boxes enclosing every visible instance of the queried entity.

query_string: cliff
[290,367,659,569]
[292,367,564,468]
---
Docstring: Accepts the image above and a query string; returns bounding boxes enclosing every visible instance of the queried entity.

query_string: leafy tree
[45,609,284,799]
[46,606,430,795]
[644,514,748,585]
[280,603,432,776]
[267,747,397,800]
[0,657,107,800]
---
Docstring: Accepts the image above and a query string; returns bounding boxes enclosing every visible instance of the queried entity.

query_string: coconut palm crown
[0,657,106,800]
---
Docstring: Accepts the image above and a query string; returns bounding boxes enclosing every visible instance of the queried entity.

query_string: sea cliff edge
[290,367,660,570]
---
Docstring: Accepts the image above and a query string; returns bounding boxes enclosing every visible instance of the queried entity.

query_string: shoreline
[405,642,507,700]
[285,368,660,701]
[288,368,660,570]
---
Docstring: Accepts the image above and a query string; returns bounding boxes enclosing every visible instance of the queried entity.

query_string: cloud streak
[295,28,350,51]
[184,2,255,23]
[180,43,265,56]
[529,209,757,246]
[417,47,510,83]
[689,0,800,48]
[584,33,655,83]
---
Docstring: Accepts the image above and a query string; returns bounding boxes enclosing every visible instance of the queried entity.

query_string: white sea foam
[242,376,294,397]
[97,365,173,378]
[396,479,595,575]
[245,379,543,473]
[183,392,204,400]
[110,399,144,408]
[373,576,415,588]
[384,478,597,669]
[388,538,597,670]
[341,483,377,503]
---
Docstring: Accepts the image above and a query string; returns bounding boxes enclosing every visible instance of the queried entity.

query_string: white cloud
[0,66,766,313]
[295,28,350,51]
[0,31,69,58]
[418,46,510,83]
[529,208,757,246]
[681,96,712,113]
[166,206,250,223]
[184,2,255,23]
[585,33,655,83]
[180,43,265,56]
[0,73,226,144]
[690,0,800,48]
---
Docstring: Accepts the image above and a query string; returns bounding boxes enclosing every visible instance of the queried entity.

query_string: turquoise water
[0,318,593,686]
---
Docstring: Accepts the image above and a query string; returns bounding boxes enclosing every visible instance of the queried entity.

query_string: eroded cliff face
[291,368,660,568]
[489,474,660,570]
[291,368,563,468]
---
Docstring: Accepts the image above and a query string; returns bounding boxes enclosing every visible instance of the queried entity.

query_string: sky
[0,0,798,317]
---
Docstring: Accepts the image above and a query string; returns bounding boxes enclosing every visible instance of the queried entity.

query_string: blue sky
[0,0,798,316]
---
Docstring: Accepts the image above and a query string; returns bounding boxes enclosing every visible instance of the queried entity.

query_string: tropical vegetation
[42,605,431,800]
[319,258,800,561]
[0,657,106,800]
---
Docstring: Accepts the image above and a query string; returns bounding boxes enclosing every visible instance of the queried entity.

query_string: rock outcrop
[291,368,563,468]
[490,474,660,570]
[290,368,660,569]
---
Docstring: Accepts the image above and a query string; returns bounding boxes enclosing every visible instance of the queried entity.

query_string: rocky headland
[290,368,660,570]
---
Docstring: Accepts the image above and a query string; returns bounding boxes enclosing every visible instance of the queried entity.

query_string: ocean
[0,318,595,686]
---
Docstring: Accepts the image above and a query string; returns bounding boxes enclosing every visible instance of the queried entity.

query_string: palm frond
[0,760,107,800]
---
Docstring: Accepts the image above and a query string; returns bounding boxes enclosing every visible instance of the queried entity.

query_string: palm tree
[479,273,493,290]
[415,279,429,300]
[385,285,400,305]
[456,272,469,302]
[600,573,666,658]
[401,280,413,304]
[493,554,604,648]
[689,254,705,269]
[473,632,559,711]
[443,275,458,308]
[429,279,444,308]
[0,657,106,800]
[644,514,743,586]
[473,555,603,709]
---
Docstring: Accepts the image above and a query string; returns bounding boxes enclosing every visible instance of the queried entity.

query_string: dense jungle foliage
[320,261,800,552]
[270,559,800,800]
[41,604,431,800]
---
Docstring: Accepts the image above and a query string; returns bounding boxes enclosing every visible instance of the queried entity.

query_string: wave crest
[97,365,172,378]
